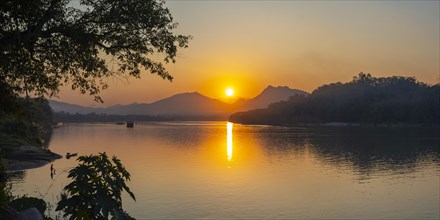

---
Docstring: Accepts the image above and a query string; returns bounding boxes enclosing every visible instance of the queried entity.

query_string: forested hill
[229,73,440,126]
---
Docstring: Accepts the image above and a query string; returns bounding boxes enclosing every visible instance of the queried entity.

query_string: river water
[9,122,440,219]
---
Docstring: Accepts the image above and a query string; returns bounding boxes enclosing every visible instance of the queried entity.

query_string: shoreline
[1,145,62,172]
[2,158,53,172]
[232,122,440,128]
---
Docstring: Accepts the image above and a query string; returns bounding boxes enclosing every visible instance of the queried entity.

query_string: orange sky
[55,1,440,107]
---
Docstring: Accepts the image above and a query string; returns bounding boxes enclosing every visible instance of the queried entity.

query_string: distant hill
[236,85,308,111]
[49,100,104,114]
[49,85,308,120]
[50,92,234,118]
[229,73,440,126]
[104,92,233,117]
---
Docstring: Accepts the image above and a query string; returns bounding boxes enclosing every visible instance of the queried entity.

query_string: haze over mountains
[49,85,308,119]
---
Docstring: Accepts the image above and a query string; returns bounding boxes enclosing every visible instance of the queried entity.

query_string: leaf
[57,152,135,219]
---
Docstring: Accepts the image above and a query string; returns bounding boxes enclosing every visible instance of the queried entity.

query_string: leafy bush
[0,156,9,208]
[56,153,135,219]
[0,97,53,148]
[9,196,47,214]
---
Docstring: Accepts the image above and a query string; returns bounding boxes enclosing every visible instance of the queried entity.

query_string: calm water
[9,122,440,219]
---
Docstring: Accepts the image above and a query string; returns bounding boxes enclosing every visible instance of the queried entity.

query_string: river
[9,122,440,219]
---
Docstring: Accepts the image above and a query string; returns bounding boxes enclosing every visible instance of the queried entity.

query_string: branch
[0,0,63,52]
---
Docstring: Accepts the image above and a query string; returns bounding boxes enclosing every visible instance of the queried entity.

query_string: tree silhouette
[230,73,440,126]
[0,0,190,102]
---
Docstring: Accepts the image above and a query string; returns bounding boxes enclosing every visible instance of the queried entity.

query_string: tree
[56,153,136,219]
[229,73,439,126]
[0,0,190,102]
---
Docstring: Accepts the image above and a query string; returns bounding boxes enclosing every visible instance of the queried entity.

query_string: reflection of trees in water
[250,127,312,160]
[256,127,440,177]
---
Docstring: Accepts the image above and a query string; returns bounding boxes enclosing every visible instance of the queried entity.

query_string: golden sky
[56,1,440,107]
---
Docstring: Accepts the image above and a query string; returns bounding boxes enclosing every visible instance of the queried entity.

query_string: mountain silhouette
[49,85,308,119]
[236,85,308,111]
[49,100,104,114]
[104,92,232,116]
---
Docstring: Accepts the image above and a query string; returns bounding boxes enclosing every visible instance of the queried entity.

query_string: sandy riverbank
[1,145,62,172]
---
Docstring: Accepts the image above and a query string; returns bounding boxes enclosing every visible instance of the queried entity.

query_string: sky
[55,0,440,107]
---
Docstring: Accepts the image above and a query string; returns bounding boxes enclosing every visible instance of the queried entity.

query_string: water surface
[10,122,440,219]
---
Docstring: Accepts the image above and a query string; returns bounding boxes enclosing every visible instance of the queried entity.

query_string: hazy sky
[56,0,440,107]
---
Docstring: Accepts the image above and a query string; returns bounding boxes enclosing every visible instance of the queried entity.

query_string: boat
[53,121,63,128]
[115,121,125,125]
[126,121,134,128]
[66,152,78,159]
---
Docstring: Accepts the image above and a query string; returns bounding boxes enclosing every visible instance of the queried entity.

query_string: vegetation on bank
[0,97,53,149]
[53,112,227,123]
[0,92,137,218]
[229,73,440,126]
[0,66,52,152]
[1,152,135,219]
[0,158,9,209]
[0,93,57,218]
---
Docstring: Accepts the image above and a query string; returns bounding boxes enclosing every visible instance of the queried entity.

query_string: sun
[225,88,234,97]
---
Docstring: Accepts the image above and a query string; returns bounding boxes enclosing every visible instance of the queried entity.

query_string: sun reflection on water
[227,122,233,162]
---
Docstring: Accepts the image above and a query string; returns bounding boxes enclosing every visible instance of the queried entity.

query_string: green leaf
[56,152,135,219]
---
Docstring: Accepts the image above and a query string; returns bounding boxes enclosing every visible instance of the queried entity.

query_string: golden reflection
[227,122,233,161]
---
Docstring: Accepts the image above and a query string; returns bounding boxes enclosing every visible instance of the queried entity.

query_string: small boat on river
[66,152,78,159]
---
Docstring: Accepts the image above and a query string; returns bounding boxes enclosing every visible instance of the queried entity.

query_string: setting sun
[225,88,234,97]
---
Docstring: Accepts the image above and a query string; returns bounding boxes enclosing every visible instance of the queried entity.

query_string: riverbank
[1,145,62,172]
[233,121,440,128]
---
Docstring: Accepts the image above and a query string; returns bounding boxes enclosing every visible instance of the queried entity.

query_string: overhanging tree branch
[0,0,190,102]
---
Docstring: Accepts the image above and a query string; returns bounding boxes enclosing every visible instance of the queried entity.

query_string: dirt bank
[2,145,62,172]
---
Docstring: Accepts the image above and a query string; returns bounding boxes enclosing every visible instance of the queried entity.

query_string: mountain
[104,92,232,117]
[236,85,309,111]
[49,100,104,114]
[49,85,309,119]
[144,92,233,116]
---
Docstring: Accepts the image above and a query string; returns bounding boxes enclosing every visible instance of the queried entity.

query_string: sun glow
[225,88,234,97]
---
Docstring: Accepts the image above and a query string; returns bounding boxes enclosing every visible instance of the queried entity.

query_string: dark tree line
[229,73,440,126]
[54,111,172,122]
[53,111,225,123]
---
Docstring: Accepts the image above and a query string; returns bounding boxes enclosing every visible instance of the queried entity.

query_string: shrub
[9,196,47,214]
[56,153,135,219]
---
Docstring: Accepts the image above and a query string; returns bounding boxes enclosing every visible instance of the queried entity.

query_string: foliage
[0,133,35,149]
[0,156,9,208]
[9,196,47,214]
[230,73,440,126]
[0,0,190,102]
[56,153,135,219]
[0,97,53,148]
[0,77,17,111]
